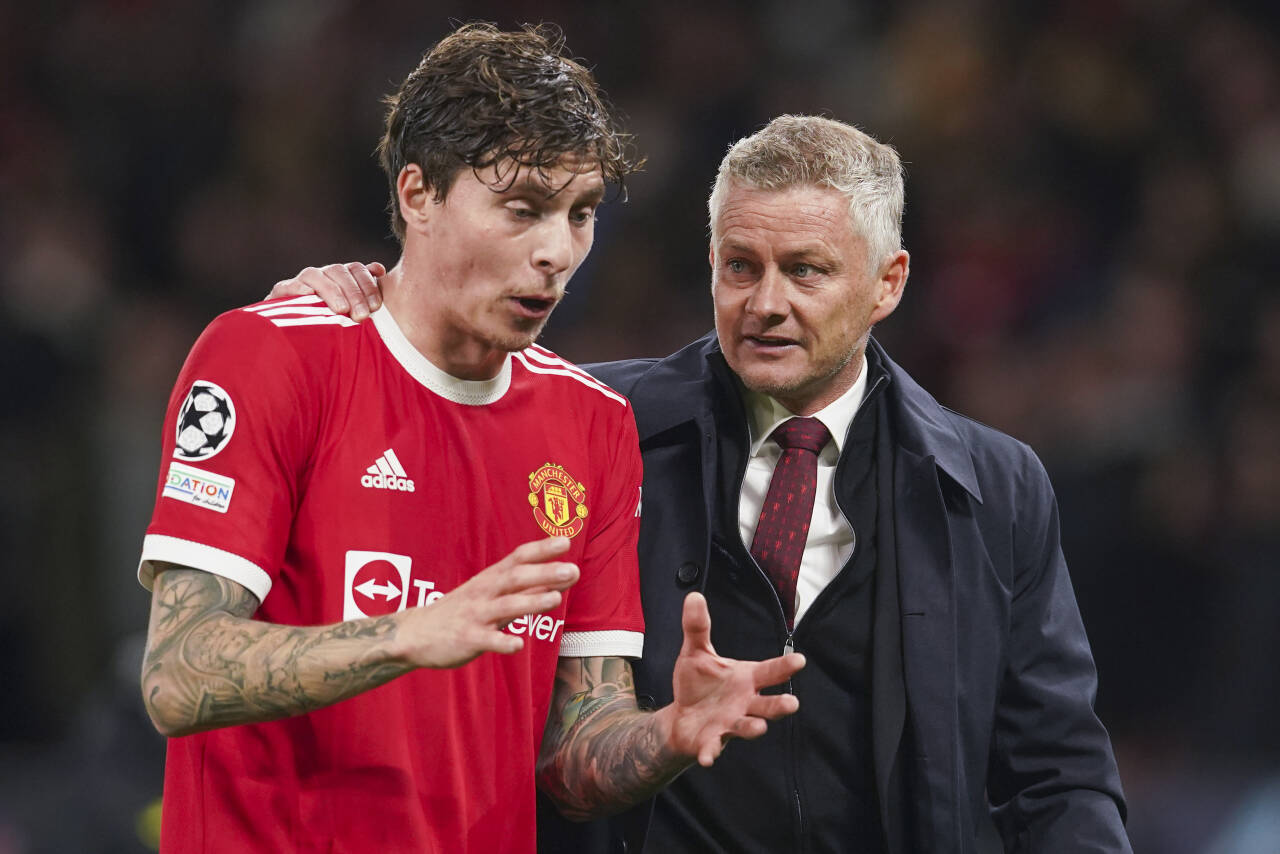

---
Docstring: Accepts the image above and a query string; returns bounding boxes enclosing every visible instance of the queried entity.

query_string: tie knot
[771,417,830,455]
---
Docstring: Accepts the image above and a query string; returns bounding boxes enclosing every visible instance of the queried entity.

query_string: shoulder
[196,295,360,350]
[584,333,720,405]
[229,294,363,343]
[177,296,369,418]
[514,344,632,410]
[943,407,1040,470]
[937,406,1057,516]
[877,340,1048,501]
[582,357,663,397]
[190,295,365,370]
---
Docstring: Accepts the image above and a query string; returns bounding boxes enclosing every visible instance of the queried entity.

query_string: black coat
[544,332,1130,854]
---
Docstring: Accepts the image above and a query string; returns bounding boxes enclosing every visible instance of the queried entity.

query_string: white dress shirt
[737,355,870,625]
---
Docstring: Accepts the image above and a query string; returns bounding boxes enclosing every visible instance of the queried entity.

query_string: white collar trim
[371,306,512,406]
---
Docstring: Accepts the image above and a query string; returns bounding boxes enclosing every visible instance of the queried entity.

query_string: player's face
[415,159,604,376]
[711,182,907,415]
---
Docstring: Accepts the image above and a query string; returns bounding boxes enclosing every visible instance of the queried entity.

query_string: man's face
[711,182,907,415]
[409,159,604,376]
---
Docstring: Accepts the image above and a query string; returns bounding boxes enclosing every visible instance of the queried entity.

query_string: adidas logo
[361,448,416,492]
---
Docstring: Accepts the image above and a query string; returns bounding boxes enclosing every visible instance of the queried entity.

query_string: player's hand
[267,261,386,322]
[393,537,579,670]
[657,592,805,767]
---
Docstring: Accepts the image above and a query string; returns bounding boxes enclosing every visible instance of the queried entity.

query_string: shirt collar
[744,353,870,458]
[371,304,512,405]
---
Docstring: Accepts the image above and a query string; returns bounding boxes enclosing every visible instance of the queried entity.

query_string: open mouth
[746,335,799,350]
[511,296,556,317]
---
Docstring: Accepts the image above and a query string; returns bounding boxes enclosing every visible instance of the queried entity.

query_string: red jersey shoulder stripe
[242,295,359,328]
[523,345,616,386]
[524,344,595,376]
[521,346,626,400]
[514,350,628,407]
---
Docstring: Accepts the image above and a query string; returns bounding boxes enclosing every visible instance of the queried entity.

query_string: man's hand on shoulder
[268,261,386,321]
[659,592,805,767]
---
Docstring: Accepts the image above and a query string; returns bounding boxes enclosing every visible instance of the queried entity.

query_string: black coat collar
[620,331,983,503]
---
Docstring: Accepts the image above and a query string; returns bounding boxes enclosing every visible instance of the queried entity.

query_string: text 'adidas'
[361,448,416,492]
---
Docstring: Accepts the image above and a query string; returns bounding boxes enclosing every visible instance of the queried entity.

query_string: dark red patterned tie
[750,417,831,628]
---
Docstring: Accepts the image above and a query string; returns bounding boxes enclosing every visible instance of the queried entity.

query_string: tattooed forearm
[536,657,687,821]
[141,565,410,737]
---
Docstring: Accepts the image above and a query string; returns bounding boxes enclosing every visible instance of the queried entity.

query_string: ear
[869,249,909,325]
[397,164,433,235]
[708,241,717,270]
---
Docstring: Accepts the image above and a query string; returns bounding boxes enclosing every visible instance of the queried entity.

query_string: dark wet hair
[377,22,642,242]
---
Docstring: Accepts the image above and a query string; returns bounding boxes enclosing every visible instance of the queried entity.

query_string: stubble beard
[738,346,856,411]
[491,314,552,353]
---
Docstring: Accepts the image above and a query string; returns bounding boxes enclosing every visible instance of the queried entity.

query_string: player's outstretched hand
[393,536,579,670]
[267,261,386,322]
[659,592,805,767]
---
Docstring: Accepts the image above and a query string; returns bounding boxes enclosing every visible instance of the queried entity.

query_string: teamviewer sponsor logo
[344,551,412,619]
[361,448,415,492]
[505,613,565,644]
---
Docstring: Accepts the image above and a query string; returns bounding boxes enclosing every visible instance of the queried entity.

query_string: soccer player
[138,24,803,853]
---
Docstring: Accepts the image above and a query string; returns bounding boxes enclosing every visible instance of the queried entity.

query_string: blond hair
[708,115,905,269]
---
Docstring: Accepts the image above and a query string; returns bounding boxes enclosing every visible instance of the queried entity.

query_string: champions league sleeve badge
[174,380,237,461]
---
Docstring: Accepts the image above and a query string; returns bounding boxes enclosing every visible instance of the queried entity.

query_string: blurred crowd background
[1,1,1278,851]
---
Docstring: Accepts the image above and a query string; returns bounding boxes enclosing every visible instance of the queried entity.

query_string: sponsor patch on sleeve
[163,461,236,513]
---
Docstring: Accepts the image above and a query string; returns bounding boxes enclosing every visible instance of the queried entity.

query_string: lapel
[612,334,724,668]
[872,338,982,850]
[626,332,723,544]
[623,334,723,444]
[589,337,726,854]
[871,394,907,854]
[893,446,960,847]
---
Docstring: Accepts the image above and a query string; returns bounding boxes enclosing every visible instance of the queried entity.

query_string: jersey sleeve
[558,400,645,659]
[138,308,317,602]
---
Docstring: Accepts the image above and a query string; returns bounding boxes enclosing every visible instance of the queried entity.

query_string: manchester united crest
[528,463,588,538]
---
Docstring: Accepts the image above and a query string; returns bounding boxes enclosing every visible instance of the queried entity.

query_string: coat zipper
[740,371,888,853]
[738,461,805,849]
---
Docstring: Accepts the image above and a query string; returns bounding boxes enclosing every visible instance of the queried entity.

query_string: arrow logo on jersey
[344,551,412,619]
[354,578,401,601]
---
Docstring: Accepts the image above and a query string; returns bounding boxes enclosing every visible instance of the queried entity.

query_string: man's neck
[378,261,507,381]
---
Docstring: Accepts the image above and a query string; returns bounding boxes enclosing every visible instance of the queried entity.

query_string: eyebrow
[718,239,759,254]
[506,174,606,205]
[571,181,606,206]
[719,240,842,270]
[720,239,832,259]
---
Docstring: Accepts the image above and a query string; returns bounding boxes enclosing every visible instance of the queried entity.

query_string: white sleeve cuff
[558,629,644,659]
[138,534,273,602]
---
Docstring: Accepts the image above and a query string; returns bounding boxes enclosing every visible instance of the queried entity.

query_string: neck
[379,260,508,381]
[772,347,867,416]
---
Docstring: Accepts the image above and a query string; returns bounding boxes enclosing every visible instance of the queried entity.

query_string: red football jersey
[139,295,645,853]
